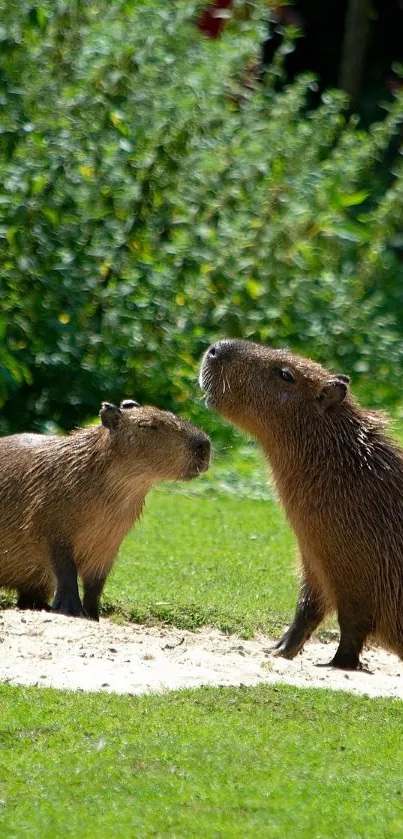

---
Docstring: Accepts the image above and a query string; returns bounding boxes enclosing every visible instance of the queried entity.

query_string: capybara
[200,338,403,670]
[0,400,210,620]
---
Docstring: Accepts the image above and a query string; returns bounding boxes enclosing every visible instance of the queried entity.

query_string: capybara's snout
[187,433,211,478]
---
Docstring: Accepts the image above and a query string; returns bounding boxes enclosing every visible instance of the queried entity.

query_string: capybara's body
[0,401,210,619]
[200,338,403,669]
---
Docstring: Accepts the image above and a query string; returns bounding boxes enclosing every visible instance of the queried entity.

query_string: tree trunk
[339,0,371,105]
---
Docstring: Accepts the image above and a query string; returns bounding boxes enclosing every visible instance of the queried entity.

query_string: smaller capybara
[200,338,403,670]
[0,401,210,620]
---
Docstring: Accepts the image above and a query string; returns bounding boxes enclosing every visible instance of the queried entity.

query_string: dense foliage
[1,0,403,433]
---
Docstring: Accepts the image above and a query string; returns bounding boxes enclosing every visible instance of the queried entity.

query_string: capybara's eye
[138,422,159,430]
[278,368,295,383]
[121,399,140,409]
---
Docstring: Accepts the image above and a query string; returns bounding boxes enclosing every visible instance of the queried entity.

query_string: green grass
[107,491,297,637]
[1,682,403,838]
[103,444,298,637]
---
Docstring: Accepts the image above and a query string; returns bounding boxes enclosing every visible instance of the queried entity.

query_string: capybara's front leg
[50,542,84,617]
[330,606,374,670]
[82,575,107,622]
[273,578,326,659]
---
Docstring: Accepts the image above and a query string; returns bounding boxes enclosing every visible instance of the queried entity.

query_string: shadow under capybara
[200,338,403,670]
[0,400,210,620]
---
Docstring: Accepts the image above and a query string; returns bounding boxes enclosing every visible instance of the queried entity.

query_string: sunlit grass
[103,442,296,637]
[1,683,403,838]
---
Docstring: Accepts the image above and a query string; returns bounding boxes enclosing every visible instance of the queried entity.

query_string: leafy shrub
[1,0,403,434]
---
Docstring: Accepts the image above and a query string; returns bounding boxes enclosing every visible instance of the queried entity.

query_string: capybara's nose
[207,340,231,361]
[192,438,211,461]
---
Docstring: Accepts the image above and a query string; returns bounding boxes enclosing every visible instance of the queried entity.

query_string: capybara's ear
[336,374,350,385]
[100,402,122,430]
[120,399,140,409]
[317,379,347,412]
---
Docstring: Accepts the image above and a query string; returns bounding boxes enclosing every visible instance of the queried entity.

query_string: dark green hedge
[1,0,403,433]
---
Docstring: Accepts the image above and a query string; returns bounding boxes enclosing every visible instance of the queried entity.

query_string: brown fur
[200,338,403,669]
[0,401,210,619]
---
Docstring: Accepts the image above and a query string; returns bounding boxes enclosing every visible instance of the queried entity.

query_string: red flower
[197,0,233,39]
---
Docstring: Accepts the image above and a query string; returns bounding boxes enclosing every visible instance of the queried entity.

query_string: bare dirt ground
[0,609,402,698]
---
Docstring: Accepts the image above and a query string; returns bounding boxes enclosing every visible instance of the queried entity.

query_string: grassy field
[101,443,315,637]
[104,443,297,637]
[1,437,403,837]
[1,682,403,838]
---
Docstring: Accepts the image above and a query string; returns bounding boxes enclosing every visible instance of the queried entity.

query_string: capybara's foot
[330,614,373,669]
[329,648,361,670]
[272,580,325,661]
[52,592,85,618]
[82,579,104,622]
[82,605,100,622]
[272,632,304,660]
[17,591,51,611]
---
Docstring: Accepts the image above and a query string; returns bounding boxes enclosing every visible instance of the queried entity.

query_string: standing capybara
[200,338,403,670]
[0,400,210,620]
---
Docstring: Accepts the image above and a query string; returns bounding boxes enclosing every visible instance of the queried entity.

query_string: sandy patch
[0,609,402,699]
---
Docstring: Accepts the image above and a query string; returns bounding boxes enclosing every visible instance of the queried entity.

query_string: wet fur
[200,339,403,667]
[0,406,210,616]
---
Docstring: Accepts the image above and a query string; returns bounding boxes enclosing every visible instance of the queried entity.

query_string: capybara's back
[200,338,403,669]
[0,401,210,618]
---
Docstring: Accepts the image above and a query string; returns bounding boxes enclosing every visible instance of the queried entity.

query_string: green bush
[1,0,403,433]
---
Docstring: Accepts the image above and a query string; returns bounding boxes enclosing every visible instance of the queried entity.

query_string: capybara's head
[200,339,350,438]
[100,400,211,481]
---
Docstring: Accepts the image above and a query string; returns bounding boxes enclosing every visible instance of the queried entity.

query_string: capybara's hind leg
[51,542,84,617]
[82,575,107,622]
[17,586,51,611]
[330,606,374,670]
[273,577,326,659]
